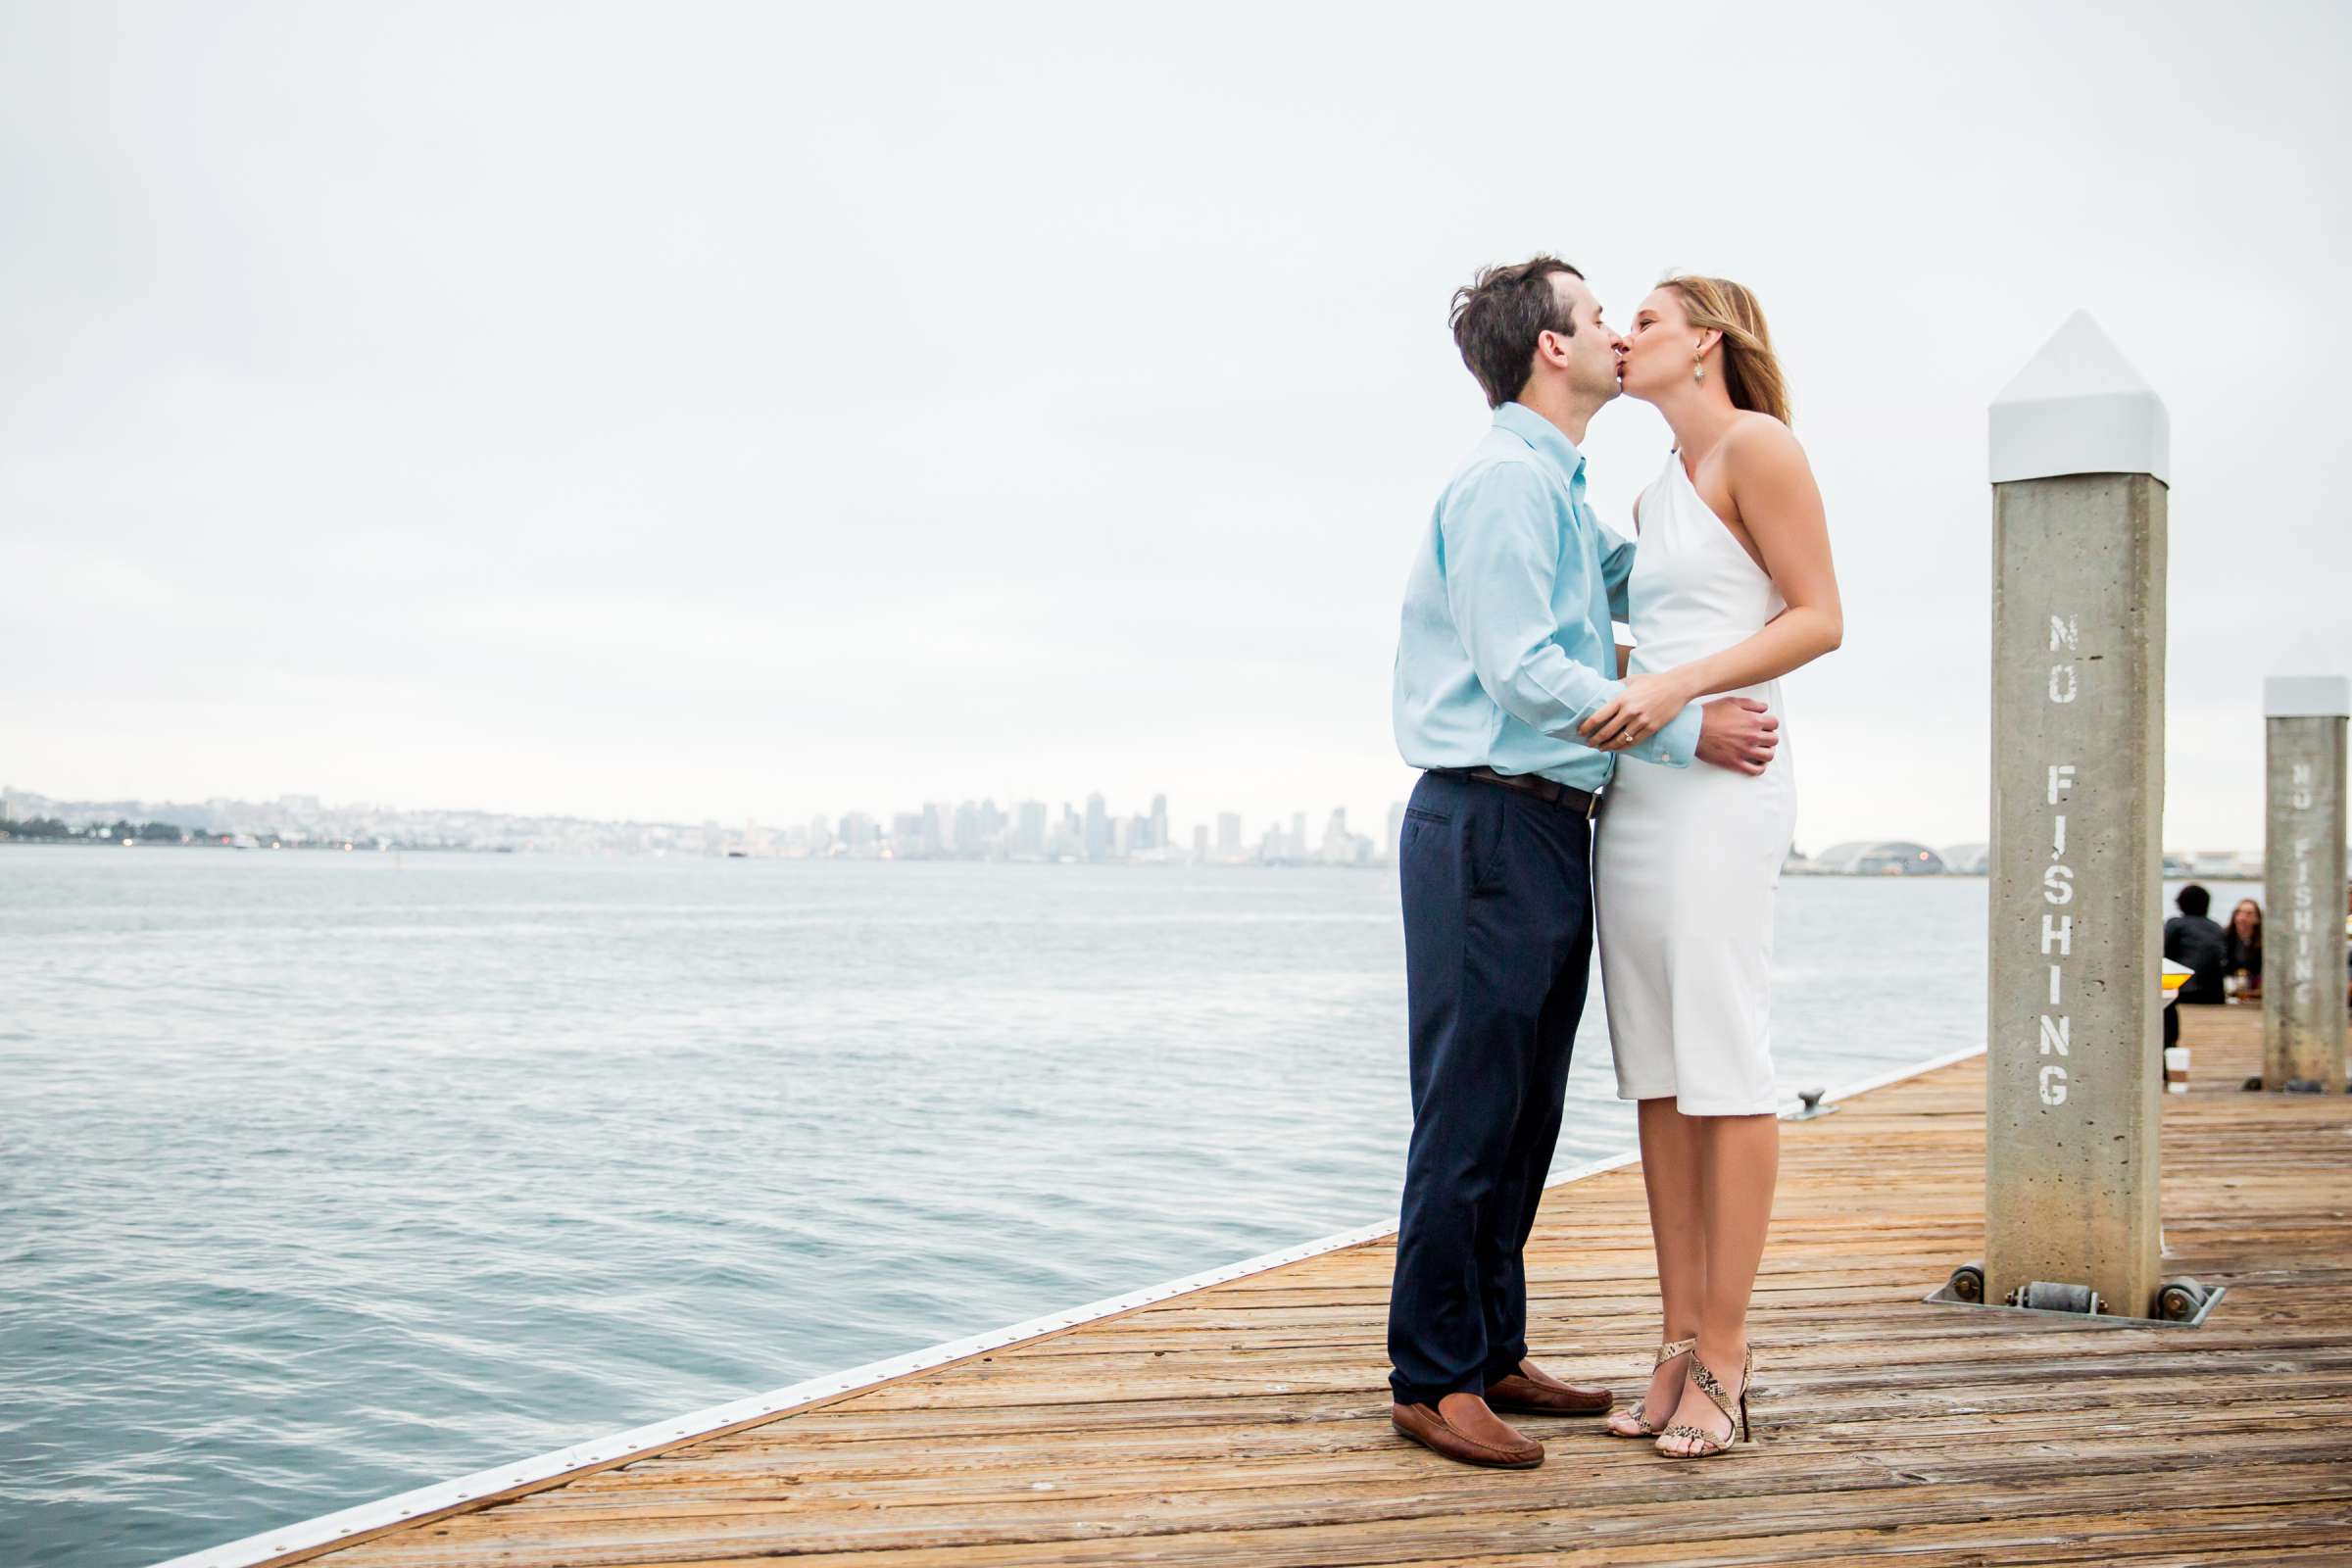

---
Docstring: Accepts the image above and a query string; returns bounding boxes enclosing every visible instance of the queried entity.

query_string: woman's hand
[1580,671,1692,752]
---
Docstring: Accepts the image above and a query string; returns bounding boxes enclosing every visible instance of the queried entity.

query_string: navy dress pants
[1387,770,1595,1406]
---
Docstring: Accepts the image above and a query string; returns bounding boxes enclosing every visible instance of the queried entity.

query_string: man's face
[1544,272,1629,404]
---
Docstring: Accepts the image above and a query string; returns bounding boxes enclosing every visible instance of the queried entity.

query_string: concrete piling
[1983,312,2169,1319]
[2263,674,2349,1093]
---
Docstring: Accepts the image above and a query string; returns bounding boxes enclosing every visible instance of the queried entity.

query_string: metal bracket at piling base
[2236,1076,2346,1094]
[1924,1261,2226,1327]
[2008,1279,2101,1314]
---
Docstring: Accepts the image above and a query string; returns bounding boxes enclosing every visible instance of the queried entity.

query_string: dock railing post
[1983,312,2168,1319]
[2262,675,2349,1092]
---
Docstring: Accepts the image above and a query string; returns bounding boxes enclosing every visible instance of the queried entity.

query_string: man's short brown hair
[1450,257,1584,408]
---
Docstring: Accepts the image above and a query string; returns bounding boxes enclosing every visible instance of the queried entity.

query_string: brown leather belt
[1432,766,1601,819]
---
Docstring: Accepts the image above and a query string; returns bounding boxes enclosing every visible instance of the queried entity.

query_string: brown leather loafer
[1485,1359,1615,1416]
[1391,1397,1544,1468]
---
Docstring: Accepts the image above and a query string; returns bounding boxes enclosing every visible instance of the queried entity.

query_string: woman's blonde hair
[1663,273,1790,427]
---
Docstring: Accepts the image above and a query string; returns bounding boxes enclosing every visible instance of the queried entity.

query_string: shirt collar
[1492,402,1586,492]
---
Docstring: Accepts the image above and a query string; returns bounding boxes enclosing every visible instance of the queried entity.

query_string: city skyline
[0,780,1396,864]
[3,779,2276,874]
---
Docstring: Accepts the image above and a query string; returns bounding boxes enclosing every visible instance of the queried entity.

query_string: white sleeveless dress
[1594,451,1797,1116]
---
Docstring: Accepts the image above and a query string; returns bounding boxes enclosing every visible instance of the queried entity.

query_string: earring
[1692,349,1705,384]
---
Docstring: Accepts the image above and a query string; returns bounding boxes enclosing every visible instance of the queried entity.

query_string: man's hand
[1580,672,1692,752]
[1695,697,1780,775]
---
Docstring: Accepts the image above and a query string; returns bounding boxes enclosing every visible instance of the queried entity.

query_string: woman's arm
[1582,418,1841,750]
[1666,418,1841,697]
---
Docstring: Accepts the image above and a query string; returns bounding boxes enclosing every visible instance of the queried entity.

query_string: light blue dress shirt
[1393,402,1701,792]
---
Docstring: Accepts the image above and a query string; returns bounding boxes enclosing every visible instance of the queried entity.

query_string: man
[2165,885,2228,1004]
[1386,257,1781,1469]
[2159,883,2229,1052]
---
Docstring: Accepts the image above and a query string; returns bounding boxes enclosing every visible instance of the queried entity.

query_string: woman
[2224,898,2263,998]
[1577,275,1841,1458]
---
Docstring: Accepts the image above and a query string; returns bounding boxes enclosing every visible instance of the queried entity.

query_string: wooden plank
[303,1453,2352,1567]
[268,1004,2350,1567]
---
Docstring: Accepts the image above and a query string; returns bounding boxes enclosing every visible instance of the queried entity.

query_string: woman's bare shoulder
[1724,411,1808,474]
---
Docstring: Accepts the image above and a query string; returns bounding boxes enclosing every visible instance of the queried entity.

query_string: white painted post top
[2266,674,2352,717]
[1988,310,2170,485]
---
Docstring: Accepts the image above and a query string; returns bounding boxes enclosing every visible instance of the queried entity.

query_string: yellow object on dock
[228,1006,2352,1567]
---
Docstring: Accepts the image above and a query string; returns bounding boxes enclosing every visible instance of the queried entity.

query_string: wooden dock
[223,1006,2352,1566]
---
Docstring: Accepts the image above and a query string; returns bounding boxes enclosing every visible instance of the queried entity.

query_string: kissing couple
[1387,257,1843,1465]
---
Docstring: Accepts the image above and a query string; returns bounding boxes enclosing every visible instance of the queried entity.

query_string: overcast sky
[5,1,2347,849]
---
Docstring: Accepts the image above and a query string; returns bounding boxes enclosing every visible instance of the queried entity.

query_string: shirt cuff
[1629,703,1702,769]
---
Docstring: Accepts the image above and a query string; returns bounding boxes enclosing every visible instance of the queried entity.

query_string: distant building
[1813,840,1949,875]
[1084,793,1109,862]
[1940,843,1989,874]
[2176,848,2259,877]
[839,811,877,856]
[1216,811,1242,859]
[890,811,924,858]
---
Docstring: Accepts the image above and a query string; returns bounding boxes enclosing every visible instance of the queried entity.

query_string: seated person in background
[2223,898,2262,998]
[2165,884,2228,1005]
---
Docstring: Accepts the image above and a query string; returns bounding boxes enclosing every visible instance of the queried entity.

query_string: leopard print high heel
[1603,1336,1697,1438]
[1656,1342,1753,1458]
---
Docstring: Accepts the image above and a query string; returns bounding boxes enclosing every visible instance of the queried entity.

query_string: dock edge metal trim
[152,1039,1984,1568]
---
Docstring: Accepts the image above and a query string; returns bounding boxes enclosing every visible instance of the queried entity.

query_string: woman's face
[2232,900,2260,936]
[1619,286,1698,405]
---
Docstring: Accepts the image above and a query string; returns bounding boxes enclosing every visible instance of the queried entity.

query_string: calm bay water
[2,846,2007,1567]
